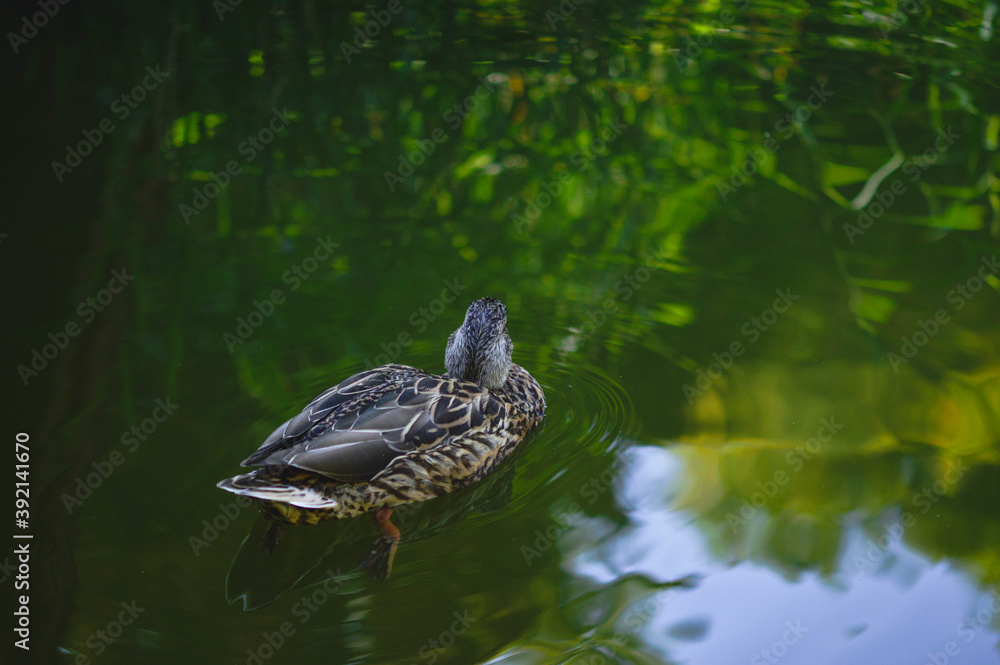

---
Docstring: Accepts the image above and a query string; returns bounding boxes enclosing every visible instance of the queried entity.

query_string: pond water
[7,1,1000,664]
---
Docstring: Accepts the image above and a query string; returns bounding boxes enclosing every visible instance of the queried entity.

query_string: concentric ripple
[505,347,637,498]
[241,340,636,483]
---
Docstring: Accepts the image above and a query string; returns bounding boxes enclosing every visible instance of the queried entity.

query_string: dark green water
[5,0,1000,663]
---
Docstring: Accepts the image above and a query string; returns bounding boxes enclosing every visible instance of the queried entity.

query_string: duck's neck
[445,327,512,389]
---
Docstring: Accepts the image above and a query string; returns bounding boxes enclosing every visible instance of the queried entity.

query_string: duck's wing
[243,370,498,482]
[241,364,417,467]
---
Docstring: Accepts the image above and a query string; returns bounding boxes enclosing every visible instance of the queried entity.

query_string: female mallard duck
[218,297,545,575]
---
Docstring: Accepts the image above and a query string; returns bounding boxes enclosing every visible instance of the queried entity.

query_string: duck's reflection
[225,458,521,610]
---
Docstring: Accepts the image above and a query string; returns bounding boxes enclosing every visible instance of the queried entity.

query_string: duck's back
[241,363,510,482]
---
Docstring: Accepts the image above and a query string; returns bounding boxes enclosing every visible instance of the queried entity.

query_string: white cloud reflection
[555,445,1000,665]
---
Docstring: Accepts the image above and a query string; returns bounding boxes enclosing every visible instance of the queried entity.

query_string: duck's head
[445,297,513,390]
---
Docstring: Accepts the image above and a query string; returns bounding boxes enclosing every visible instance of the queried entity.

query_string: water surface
[6,1,1000,664]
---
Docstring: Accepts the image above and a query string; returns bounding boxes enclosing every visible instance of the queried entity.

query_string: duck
[218,296,546,577]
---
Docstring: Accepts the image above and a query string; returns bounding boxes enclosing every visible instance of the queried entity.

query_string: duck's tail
[217,466,345,511]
